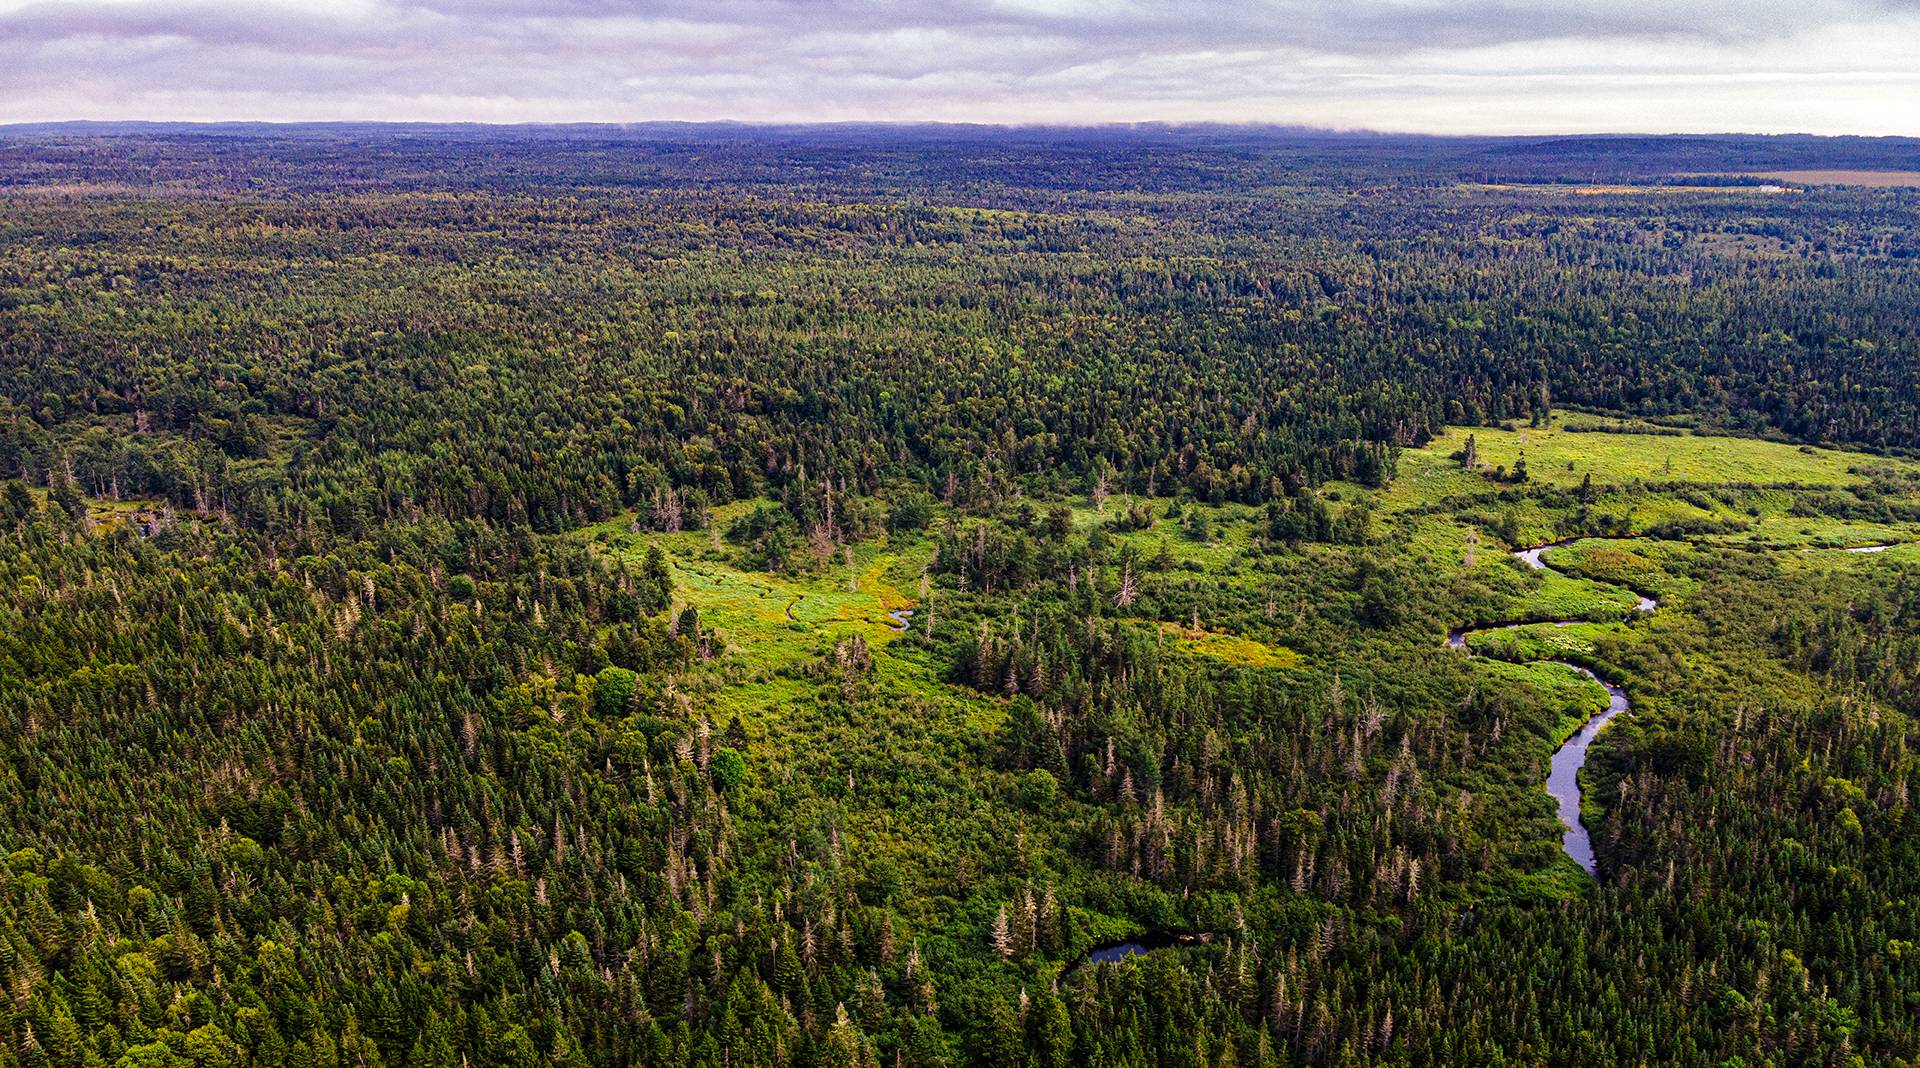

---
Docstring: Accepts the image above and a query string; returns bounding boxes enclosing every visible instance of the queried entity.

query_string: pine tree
[978,997,1024,1068]
[991,905,1015,960]
[1027,988,1073,1068]
[1116,560,1138,608]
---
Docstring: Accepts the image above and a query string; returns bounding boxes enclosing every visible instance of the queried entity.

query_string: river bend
[1449,539,1652,876]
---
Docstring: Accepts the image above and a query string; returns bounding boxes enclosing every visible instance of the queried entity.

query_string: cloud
[0,0,1916,132]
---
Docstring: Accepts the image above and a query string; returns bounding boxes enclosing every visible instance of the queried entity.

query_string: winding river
[1449,539,1655,876]
[1452,537,1899,874]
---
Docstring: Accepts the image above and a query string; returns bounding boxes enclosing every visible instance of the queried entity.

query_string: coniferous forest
[3,125,1920,1067]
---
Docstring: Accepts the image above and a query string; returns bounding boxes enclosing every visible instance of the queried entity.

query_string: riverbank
[1449,538,1656,876]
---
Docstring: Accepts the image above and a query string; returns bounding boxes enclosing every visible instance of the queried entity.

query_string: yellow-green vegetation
[1078,495,1268,575]
[1358,417,1920,653]
[1464,657,1616,890]
[1381,420,1920,901]
[1400,413,1918,503]
[25,486,169,533]
[1517,563,1644,621]
[1465,621,1621,661]
[1152,621,1304,669]
[593,503,921,626]
[1542,539,1686,602]
[1475,659,1612,740]
[582,507,944,732]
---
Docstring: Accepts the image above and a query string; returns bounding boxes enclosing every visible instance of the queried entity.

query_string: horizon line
[5,118,1919,142]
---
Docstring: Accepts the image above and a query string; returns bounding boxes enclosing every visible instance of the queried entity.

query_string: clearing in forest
[1405,414,1915,498]
[583,507,926,676]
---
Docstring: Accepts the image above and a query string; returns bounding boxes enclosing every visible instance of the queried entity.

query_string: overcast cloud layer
[2,0,1917,133]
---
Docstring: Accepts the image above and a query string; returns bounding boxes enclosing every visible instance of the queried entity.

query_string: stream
[1454,537,1897,874]
[1449,539,1655,876]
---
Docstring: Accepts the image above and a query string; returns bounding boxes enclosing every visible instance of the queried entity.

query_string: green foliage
[594,665,639,718]
[1018,770,1058,811]
[712,747,748,790]
[889,492,936,533]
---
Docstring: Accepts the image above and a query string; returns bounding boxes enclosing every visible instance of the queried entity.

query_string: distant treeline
[2,132,1918,545]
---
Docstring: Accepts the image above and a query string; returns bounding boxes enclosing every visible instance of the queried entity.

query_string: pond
[1085,931,1214,964]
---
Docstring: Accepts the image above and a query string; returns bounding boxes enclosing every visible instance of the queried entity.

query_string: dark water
[1087,941,1152,964]
[1085,931,1213,965]
[1545,665,1631,873]
[1450,538,1656,876]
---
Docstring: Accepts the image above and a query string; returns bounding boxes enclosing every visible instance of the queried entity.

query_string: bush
[1019,769,1058,810]
[593,666,638,718]
[889,490,936,532]
[712,747,748,790]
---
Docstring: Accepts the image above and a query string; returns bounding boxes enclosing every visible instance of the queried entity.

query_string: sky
[1,0,1918,134]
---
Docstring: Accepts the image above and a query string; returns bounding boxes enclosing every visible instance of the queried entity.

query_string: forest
[2,125,1919,1067]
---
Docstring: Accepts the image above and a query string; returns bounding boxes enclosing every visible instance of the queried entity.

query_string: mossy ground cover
[1722,514,1916,551]
[1541,539,1680,603]
[587,493,1317,730]
[1779,538,1920,573]
[1511,563,1644,622]
[26,488,169,533]
[584,504,928,665]
[1464,621,1625,662]
[1372,417,1920,671]
[1151,621,1304,669]
[1375,415,1920,563]
[579,510,1093,938]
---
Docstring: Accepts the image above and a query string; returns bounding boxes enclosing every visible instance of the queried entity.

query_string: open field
[24,487,169,533]
[1464,620,1621,661]
[582,507,928,671]
[1403,414,1914,500]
